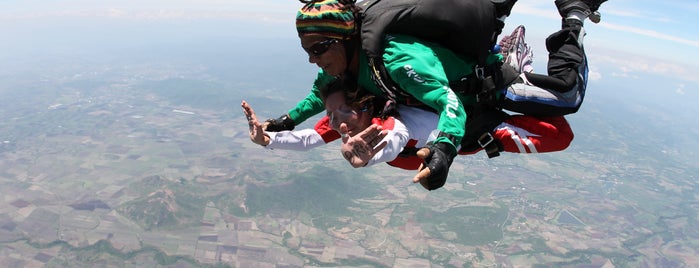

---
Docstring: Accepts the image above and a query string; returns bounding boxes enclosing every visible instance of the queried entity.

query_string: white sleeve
[266,129,327,151]
[365,119,410,167]
[396,106,439,148]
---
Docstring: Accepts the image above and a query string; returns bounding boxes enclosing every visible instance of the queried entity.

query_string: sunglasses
[304,39,339,57]
[327,103,369,129]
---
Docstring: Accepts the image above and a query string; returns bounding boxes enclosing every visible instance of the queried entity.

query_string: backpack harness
[357,0,518,158]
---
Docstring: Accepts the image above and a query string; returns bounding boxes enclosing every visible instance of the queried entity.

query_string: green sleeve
[382,35,471,149]
[287,70,336,125]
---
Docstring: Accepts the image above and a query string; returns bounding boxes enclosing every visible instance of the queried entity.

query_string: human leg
[493,115,573,154]
[533,0,608,90]
[498,0,610,116]
[522,18,585,93]
[457,114,573,155]
[498,21,587,116]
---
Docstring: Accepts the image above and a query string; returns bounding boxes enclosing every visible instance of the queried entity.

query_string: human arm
[382,35,467,189]
[243,100,338,150]
[266,116,340,151]
[265,129,329,151]
[382,35,468,149]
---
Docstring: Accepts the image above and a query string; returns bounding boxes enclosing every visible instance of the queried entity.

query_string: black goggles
[304,39,339,57]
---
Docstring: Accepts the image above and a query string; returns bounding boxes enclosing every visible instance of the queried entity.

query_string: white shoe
[498,25,534,73]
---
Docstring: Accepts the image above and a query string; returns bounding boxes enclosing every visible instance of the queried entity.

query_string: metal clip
[477,132,494,148]
[475,65,485,80]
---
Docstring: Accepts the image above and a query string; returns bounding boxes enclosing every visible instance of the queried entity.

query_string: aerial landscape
[1,1,698,267]
[1,44,697,267]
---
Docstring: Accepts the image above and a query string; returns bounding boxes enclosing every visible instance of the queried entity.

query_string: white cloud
[676,84,686,95]
[604,7,676,23]
[599,22,699,48]
[610,72,639,80]
[509,1,559,20]
[509,2,699,49]
[588,67,602,81]
[107,8,125,18]
[591,48,699,83]
[508,1,699,83]
[0,0,298,23]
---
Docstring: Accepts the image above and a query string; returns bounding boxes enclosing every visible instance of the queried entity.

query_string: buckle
[477,132,494,148]
[478,132,501,158]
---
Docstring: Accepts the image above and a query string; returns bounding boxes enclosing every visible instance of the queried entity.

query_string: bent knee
[550,116,574,151]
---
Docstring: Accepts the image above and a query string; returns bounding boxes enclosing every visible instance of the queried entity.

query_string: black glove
[419,141,457,191]
[263,114,295,132]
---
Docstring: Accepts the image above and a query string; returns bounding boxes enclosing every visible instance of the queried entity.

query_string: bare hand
[412,147,432,190]
[241,100,270,146]
[340,123,388,168]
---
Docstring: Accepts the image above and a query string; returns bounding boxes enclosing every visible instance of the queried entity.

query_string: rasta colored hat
[296,0,356,39]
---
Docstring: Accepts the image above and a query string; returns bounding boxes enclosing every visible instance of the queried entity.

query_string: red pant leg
[493,115,573,153]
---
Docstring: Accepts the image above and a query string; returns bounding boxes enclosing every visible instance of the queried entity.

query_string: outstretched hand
[241,100,270,146]
[340,123,388,168]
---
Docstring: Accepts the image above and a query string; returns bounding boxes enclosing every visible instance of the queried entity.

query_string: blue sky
[503,0,699,89]
[1,0,698,88]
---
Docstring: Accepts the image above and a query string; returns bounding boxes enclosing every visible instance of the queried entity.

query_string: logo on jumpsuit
[445,86,458,118]
[402,65,425,83]
[404,65,458,118]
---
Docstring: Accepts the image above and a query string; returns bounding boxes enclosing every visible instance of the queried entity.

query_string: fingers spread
[357,125,384,148]
[371,141,388,156]
[359,124,382,138]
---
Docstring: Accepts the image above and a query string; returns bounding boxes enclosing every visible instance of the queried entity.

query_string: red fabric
[313,115,398,144]
[458,115,573,155]
[496,115,573,153]
[386,139,422,170]
[314,116,341,143]
[315,116,397,143]
[373,117,394,129]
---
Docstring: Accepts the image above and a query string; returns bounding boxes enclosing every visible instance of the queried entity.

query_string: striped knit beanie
[296,0,356,39]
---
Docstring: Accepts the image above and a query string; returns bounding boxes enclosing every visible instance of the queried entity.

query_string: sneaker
[584,0,607,23]
[498,25,534,74]
[555,0,607,23]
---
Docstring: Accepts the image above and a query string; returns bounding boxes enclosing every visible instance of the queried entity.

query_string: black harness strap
[477,132,503,158]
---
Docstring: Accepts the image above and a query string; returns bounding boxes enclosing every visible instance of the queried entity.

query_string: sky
[1,0,698,87]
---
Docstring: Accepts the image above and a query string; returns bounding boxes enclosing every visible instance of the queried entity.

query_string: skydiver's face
[324,91,372,137]
[300,34,347,76]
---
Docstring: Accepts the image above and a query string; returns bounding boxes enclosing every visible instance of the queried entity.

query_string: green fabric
[287,34,502,150]
[287,70,335,123]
